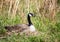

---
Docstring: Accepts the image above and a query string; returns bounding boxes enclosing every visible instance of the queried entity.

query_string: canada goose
[5,13,36,33]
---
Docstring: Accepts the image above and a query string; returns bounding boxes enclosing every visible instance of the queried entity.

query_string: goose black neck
[27,15,32,26]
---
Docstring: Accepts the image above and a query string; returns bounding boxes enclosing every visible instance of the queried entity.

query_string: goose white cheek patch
[29,14,32,16]
[29,25,35,32]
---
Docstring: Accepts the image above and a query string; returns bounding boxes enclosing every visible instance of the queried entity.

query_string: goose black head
[27,13,35,26]
[28,13,35,17]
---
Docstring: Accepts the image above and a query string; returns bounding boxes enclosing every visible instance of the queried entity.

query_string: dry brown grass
[0,0,58,21]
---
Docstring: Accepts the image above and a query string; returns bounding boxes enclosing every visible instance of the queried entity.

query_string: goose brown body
[5,24,29,32]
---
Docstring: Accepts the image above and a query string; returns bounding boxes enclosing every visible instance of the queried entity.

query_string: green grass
[0,9,60,42]
[0,13,60,42]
